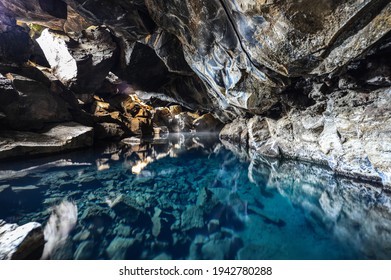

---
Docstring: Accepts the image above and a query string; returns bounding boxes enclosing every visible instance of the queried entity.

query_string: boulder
[170,112,197,133]
[109,195,150,225]
[94,122,125,140]
[37,26,117,93]
[0,73,72,130]
[0,220,45,260]
[106,237,138,260]
[74,241,94,260]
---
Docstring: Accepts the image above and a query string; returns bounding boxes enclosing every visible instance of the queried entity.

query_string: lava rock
[0,221,45,260]
[37,26,118,94]
[0,74,72,130]
[193,113,223,133]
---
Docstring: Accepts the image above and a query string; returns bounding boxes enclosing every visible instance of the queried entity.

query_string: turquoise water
[1,133,391,260]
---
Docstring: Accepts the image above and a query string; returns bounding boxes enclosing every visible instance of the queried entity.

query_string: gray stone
[113,224,132,238]
[153,252,172,260]
[151,207,162,238]
[81,205,112,223]
[72,230,91,242]
[196,187,221,215]
[37,26,117,93]
[0,221,44,260]
[237,244,266,260]
[0,122,93,160]
[109,195,148,225]
[207,219,220,235]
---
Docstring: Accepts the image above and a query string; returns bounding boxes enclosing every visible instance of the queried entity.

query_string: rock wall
[0,0,391,181]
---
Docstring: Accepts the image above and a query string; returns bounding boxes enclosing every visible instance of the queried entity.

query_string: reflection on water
[0,133,391,259]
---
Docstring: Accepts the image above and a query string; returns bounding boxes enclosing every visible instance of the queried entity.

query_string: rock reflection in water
[223,139,391,259]
[1,134,391,259]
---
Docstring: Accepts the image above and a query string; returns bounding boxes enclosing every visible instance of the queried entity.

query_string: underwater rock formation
[0,220,45,260]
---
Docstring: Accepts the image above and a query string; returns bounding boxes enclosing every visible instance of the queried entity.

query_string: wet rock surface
[0,73,72,130]
[37,26,118,94]
[221,86,391,185]
[0,220,44,260]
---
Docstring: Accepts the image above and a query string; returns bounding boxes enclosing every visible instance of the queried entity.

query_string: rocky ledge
[221,86,391,186]
[0,122,93,159]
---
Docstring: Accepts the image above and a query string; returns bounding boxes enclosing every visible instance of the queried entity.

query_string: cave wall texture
[0,0,391,184]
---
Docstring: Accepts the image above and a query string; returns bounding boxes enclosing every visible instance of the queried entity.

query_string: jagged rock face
[0,73,72,130]
[145,0,284,116]
[0,0,67,30]
[0,220,45,260]
[0,14,33,64]
[145,0,391,115]
[64,0,155,40]
[220,86,391,185]
[37,26,118,94]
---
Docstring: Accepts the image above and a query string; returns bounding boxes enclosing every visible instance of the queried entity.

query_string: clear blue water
[1,133,391,260]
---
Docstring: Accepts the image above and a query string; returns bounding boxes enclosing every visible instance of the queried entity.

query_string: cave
[0,0,391,261]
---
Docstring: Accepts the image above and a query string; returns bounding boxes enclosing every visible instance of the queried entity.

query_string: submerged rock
[74,241,94,260]
[106,237,138,260]
[0,73,72,130]
[181,205,204,231]
[0,220,44,260]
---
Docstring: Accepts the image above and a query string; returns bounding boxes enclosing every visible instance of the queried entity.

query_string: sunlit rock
[221,87,391,184]
[37,26,117,93]
[0,220,44,260]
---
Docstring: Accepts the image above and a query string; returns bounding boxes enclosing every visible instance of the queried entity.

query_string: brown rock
[193,113,222,133]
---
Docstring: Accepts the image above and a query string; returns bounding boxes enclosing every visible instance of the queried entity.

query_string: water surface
[1,133,391,260]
